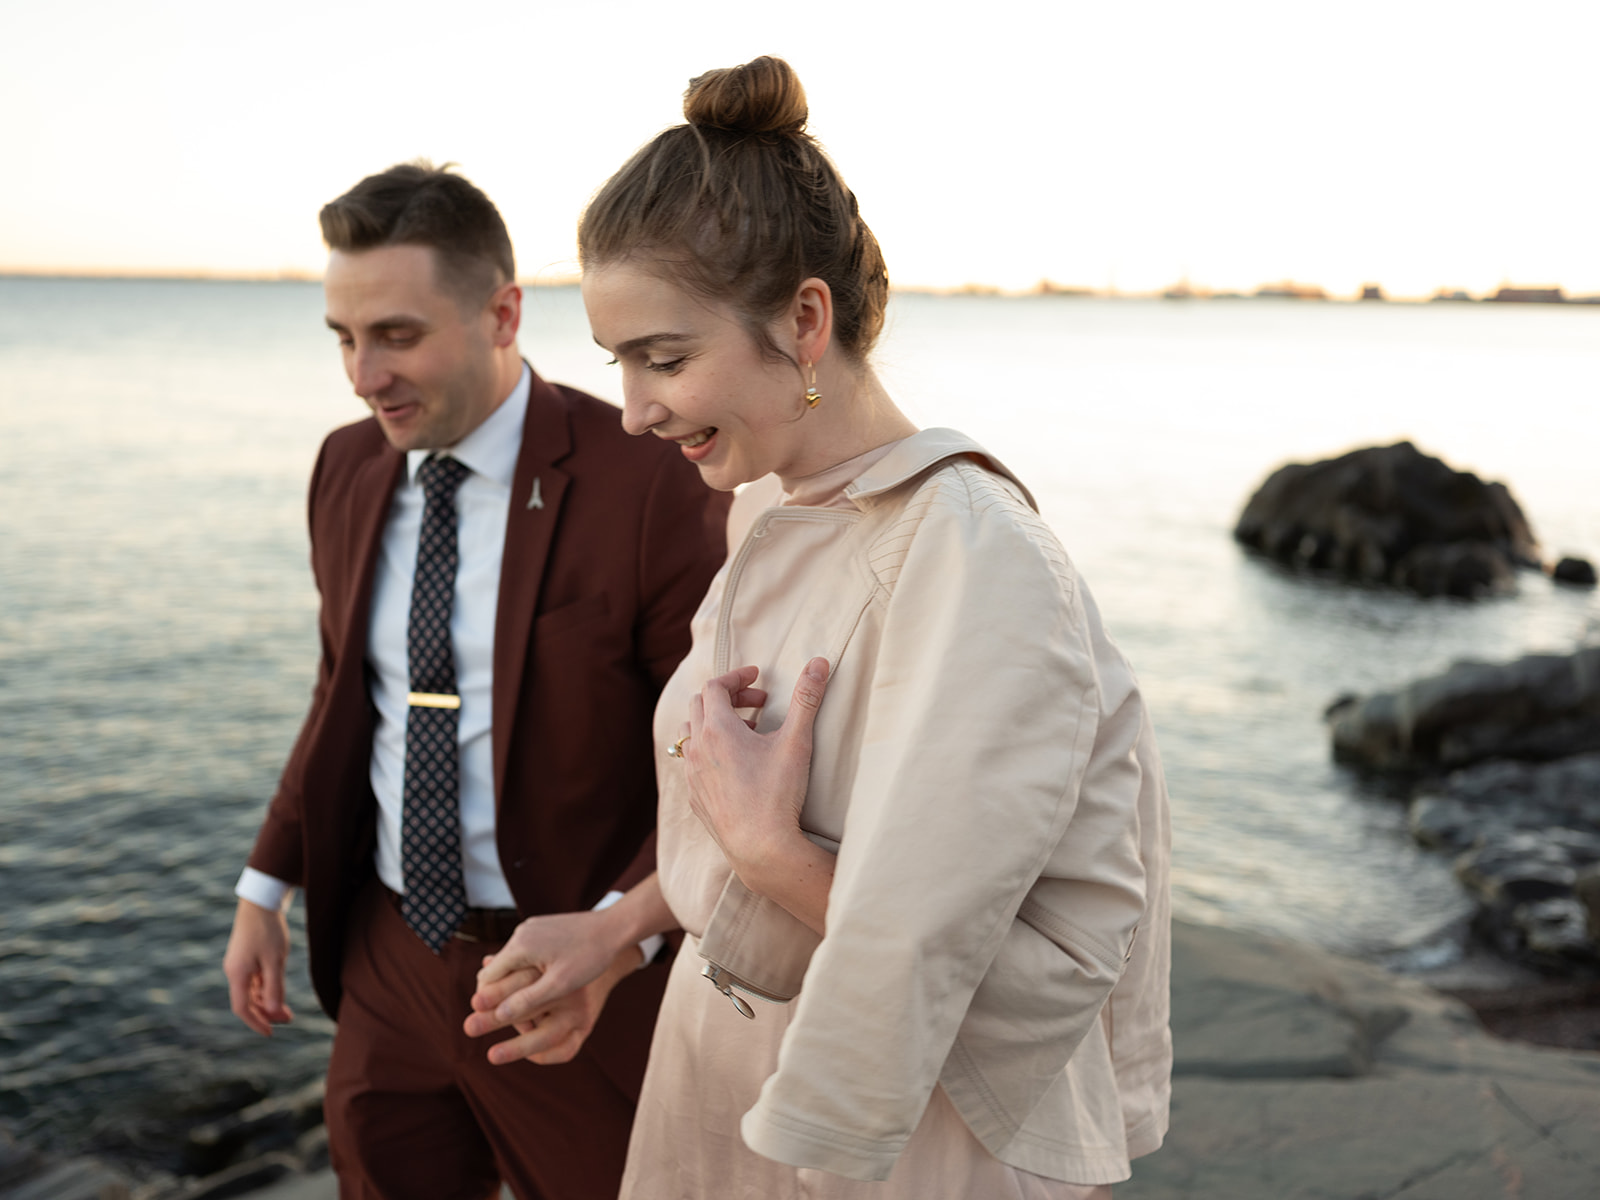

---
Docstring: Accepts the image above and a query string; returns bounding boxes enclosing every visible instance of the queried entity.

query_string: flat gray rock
[1125,921,1600,1199]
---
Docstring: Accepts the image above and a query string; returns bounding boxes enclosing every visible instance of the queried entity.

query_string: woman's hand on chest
[677,658,837,935]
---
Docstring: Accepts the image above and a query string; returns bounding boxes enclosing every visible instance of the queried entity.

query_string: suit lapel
[492,369,572,802]
[339,443,406,666]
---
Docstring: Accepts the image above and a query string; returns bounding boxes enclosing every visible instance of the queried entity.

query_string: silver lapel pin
[527,476,544,510]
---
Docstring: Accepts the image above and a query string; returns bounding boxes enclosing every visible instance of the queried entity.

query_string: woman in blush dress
[474,55,1172,1200]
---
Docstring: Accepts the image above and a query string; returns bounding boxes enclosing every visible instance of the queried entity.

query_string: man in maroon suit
[221,163,726,1199]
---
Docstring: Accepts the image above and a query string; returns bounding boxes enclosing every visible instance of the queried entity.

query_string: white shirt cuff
[236,867,294,913]
[594,889,665,969]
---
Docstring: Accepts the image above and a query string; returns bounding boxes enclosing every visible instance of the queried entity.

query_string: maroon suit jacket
[247,366,727,1084]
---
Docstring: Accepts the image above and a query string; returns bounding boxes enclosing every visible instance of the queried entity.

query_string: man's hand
[223,897,293,1036]
[465,910,643,1066]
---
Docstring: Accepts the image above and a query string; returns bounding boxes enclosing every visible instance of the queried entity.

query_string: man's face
[323,244,507,452]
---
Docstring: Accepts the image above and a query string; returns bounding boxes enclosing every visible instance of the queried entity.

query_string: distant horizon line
[2,267,1597,307]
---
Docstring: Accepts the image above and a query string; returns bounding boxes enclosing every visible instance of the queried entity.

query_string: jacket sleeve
[740,470,1147,1180]
[245,442,338,885]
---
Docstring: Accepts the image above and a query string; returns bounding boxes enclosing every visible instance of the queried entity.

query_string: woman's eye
[605,357,619,366]
[646,358,685,374]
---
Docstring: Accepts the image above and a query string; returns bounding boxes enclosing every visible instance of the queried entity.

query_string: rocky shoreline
[7,921,1599,1200]
[1326,646,1600,977]
[1239,443,1600,972]
[2,1079,328,1200]
[1121,920,1600,1199]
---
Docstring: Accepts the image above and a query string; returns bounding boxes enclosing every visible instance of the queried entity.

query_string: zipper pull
[701,964,756,1019]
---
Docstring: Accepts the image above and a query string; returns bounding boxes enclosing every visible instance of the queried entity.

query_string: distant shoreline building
[1034,278,1094,297]
[1255,281,1328,300]
[1489,285,1566,304]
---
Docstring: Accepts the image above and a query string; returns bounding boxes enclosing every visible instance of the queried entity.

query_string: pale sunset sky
[2,0,1596,298]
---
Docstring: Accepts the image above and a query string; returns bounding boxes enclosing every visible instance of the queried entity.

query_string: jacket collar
[841,427,1037,513]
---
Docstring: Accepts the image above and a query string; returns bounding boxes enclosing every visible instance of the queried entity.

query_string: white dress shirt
[238,366,659,961]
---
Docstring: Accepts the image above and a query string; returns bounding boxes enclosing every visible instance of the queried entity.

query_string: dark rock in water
[2,1160,133,1199]
[153,1153,297,1200]
[1454,829,1600,905]
[1234,441,1539,597]
[1,1129,42,1188]
[1458,836,1600,971]
[292,1125,329,1175]
[1406,756,1600,973]
[1409,753,1600,849]
[1552,555,1598,586]
[1577,869,1600,940]
[1514,897,1597,962]
[182,1080,323,1179]
[11,1074,326,1200]
[1328,647,1600,772]
[0,1129,134,1200]
[85,1077,270,1178]
[1388,540,1513,598]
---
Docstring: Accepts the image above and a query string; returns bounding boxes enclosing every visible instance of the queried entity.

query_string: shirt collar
[405,362,531,488]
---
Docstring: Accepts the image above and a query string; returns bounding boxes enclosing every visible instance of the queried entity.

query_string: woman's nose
[621,388,671,437]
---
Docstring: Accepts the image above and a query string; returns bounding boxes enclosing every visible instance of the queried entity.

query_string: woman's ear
[791,277,834,366]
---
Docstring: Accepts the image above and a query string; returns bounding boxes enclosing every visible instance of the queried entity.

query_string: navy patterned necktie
[401,453,473,952]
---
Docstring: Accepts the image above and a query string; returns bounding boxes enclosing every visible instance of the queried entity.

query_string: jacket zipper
[700,963,791,1019]
[703,505,860,1021]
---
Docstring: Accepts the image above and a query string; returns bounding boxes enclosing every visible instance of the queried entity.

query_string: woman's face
[582,261,807,492]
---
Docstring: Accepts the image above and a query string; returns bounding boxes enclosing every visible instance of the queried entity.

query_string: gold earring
[804,362,821,408]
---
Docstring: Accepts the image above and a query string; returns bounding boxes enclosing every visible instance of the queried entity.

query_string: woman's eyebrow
[601,331,694,356]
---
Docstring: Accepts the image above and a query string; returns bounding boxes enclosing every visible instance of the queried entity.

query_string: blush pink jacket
[654,428,1172,1185]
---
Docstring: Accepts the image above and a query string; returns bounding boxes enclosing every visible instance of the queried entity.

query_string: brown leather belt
[381,885,520,944]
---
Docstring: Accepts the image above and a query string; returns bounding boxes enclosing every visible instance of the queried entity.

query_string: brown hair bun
[684,55,808,135]
[583,54,887,360]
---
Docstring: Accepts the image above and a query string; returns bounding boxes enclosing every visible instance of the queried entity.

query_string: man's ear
[791,277,834,367]
[486,279,522,347]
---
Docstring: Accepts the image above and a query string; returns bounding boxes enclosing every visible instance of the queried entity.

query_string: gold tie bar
[407,692,461,709]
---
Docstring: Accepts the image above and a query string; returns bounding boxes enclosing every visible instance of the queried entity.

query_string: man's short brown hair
[319,161,515,305]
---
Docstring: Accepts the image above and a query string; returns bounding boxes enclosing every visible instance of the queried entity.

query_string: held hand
[682,658,830,880]
[464,910,642,1065]
[223,897,294,1036]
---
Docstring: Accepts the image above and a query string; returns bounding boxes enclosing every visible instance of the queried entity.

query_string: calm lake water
[2,277,1597,1167]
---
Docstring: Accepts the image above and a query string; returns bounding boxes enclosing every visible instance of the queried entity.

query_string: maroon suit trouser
[324,881,645,1200]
